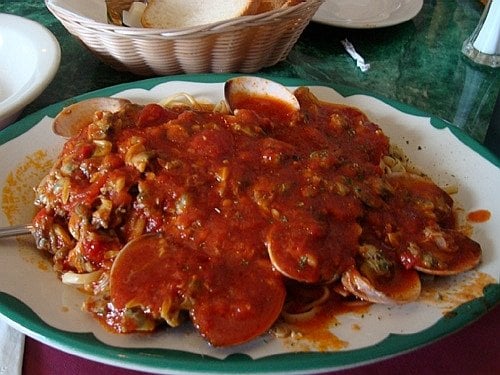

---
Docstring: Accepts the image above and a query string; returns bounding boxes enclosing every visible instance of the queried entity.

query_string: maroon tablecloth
[23,303,499,375]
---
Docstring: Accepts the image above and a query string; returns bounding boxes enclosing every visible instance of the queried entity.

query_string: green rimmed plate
[0,74,499,374]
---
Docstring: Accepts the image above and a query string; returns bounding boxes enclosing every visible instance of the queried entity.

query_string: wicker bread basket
[46,0,324,76]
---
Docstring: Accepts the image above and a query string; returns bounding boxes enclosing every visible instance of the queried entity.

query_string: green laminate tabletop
[1,0,499,147]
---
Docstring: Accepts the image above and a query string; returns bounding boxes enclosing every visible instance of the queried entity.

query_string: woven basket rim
[44,0,324,76]
[45,0,324,38]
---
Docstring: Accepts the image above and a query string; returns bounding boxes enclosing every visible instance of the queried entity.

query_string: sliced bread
[256,0,288,13]
[141,0,261,29]
[256,0,303,13]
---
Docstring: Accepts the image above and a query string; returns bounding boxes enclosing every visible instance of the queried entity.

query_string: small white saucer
[312,0,424,29]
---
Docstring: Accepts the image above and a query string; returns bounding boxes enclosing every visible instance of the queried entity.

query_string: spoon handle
[0,224,32,239]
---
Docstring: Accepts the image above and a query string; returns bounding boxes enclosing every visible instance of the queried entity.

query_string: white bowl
[0,13,61,129]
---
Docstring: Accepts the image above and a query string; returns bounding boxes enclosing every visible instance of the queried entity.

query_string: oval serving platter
[0,74,498,374]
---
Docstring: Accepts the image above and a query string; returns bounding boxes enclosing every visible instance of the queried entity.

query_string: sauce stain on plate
[419,271,496,313]
[467,209,491,223]
[1,149,52,224]
[1,150,53,265]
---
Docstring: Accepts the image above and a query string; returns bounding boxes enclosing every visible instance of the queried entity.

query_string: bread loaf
[256,0,287,13]
[141,0,262,29]
[257,0,303,13]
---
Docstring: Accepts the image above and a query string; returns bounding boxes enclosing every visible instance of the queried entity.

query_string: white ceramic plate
[0,13,60,129]
[0,75,499,374]
[312,0,424,28]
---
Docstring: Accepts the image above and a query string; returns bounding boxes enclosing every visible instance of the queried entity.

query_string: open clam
[341,244,422,304]
[110,233,286,346]
[53,97,131,137]
[224,76,300,114]
[266,217,361,284]
[382,172,482,275]
[410,229,482,276]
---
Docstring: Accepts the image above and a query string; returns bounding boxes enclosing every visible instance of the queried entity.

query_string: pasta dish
[31,83,482,347]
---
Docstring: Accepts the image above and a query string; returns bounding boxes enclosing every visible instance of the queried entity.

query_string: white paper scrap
[0,321,24,375]
[341,39,371,72]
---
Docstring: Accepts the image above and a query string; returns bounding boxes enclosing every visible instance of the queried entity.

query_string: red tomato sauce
[31,87,482,347]
[467,209,491,223]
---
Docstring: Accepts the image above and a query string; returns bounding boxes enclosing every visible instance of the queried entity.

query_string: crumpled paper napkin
[0,320,24,375]
[341,38,371,72]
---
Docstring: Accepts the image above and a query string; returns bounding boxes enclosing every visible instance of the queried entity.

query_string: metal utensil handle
[0,224,32,239]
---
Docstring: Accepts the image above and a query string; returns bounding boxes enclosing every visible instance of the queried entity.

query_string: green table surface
[2,0,499,146]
